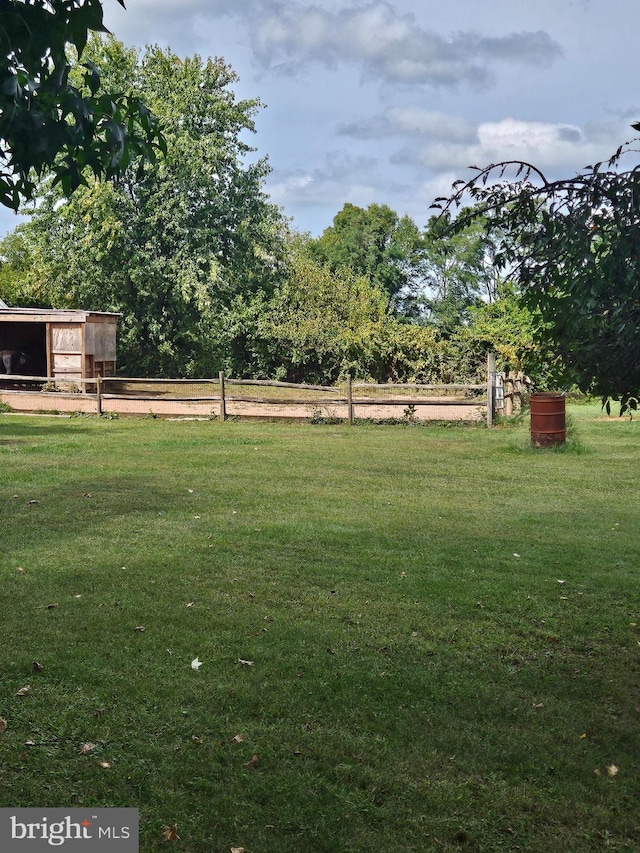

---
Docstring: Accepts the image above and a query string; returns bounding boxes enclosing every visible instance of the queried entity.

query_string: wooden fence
[0,360,529,425]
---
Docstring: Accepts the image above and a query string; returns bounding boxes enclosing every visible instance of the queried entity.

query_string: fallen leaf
[185,602,194,608]
[99,761,112,769]
[232,734,244,743]
[557,579,566,585]
[32,661,44,672]
[0,717,7,733]
[162,824,180,842]
[191,657,203,670]
[24,740,36,747]
[606,764,619,777]
[79,742,96,755]
[238,659,254,667]
[187,489,194,493]
[27,500,39,505]
[83,493,92,499]
[532,703,544,709]
[579,732,587,739]
[191,735,203,744]
[16,686,30,697]
[16,566,24,574]
[513,553,520,558]
[134,626,146,632]
[245,753,259,769]
[230,848,246,853]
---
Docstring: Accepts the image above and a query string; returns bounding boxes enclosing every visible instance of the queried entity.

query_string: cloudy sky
[2,0,639,239]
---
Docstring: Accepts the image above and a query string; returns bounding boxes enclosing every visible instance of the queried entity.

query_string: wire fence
[0,373,491,423]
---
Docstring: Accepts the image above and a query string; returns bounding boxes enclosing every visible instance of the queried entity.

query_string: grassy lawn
[1,404,638,852]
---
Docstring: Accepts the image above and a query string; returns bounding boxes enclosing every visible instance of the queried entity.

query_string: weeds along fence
[0,372,499,423]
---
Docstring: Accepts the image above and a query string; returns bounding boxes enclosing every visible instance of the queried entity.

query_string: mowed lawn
[1,405,638,852]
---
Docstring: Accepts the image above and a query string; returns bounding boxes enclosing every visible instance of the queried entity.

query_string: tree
[437,133,640,411]
[307,203,425,312]
[420,211,497,334]
[0,39,286,376]
[0,0,165,210]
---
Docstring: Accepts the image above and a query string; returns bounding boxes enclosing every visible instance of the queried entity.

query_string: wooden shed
[0,307,120,383]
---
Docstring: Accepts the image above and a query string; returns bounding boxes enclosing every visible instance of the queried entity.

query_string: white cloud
[267,151,383,211]
[338,107,477,144]
[393,117,635,178]
[251,2,561,85]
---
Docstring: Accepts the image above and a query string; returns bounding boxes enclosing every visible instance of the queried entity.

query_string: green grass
[1,403,638,852]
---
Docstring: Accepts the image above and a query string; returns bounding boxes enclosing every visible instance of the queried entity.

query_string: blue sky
[1,0,639,240]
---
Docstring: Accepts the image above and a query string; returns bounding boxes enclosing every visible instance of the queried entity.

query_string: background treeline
[0,37,545,385]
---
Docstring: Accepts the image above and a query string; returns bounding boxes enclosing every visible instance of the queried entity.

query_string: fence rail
[0,360,528,423]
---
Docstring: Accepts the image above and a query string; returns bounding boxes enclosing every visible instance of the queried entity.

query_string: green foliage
[0,39,285,377]
[420,211,497,332]
[245,253,452,384]
[0,0,164,209]
[439,136,640,406]
[307,202,425,310]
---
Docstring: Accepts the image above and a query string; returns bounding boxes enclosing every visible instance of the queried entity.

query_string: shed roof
[0,307,121,322]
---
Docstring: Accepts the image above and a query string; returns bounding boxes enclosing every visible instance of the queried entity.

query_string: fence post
[96,375,103,417]
[504,372,514,417]
[487,352,496,428]
[347,374,354,425]
[219,370,227,421]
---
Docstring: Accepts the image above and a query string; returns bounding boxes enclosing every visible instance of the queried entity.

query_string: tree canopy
[0,0,164,209]
[307,202,425,312]
[437,133,640,410]
[0,38,285,376]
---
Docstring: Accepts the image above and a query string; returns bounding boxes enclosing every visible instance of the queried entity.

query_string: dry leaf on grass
[245,753,259,769]
[232,734,244,743]
[191,735,203,744]
[230,848,246,853]
[0,717,7,733]
[32,661,44,672]
[237,659,254,667]
[79,743,96,755]
[16,686,30,697]
[162,824,180,841]
[606,764,619,777]
[191,657,202,670]
[134,626,146,632]
[99,761,112,769]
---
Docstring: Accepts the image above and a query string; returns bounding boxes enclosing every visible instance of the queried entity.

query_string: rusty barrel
[530,392,566,447]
